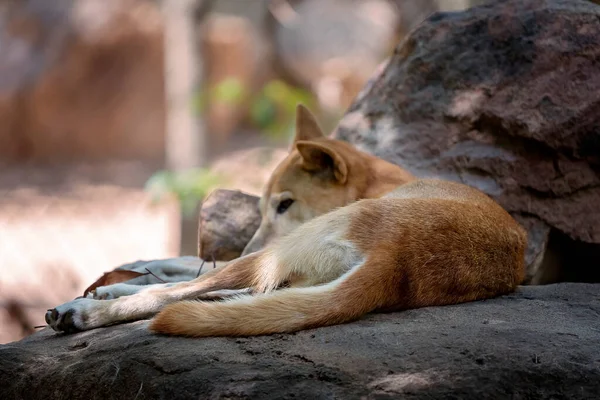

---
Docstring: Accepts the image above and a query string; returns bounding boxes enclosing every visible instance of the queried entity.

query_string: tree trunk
[162,0,206,171]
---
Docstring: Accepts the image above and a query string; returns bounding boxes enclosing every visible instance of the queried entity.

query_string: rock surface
[1,283,599,399]
[198,189,261,261]
[334,0,600,282]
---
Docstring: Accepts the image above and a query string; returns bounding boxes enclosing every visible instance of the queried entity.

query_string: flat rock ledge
[0,283,598,399]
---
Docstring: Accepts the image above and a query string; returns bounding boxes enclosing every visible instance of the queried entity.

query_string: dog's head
[241,105,405,256]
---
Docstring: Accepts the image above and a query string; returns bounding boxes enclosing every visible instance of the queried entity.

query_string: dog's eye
[276,199,294,214]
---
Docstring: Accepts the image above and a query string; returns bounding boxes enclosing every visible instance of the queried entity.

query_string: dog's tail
[149,260,391,337]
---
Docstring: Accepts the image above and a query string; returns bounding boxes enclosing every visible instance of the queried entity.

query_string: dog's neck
[350,155,416,200]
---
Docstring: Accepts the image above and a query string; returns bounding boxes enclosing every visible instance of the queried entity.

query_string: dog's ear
[293,104,324,145]
[296,141,348,184]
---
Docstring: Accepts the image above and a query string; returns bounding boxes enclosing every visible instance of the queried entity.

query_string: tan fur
[147,106,527,337]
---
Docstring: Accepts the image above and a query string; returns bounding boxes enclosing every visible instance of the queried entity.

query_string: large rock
[1,283,598,399]
[198,189,261,261]
[334,0,600,283]
[0,0,165,163]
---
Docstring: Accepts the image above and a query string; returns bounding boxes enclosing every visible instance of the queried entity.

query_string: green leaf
[145,169,225,217]
[212,78,246,105]
[250,96,277,129]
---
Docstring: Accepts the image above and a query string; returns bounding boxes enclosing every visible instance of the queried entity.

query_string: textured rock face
[198,189,261,261]
[1,284,598,399]
[0,0,165,163]
[334,0,600,282]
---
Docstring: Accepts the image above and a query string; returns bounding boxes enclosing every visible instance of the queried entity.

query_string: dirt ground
[0,161,180,343]
[0,141,287,344]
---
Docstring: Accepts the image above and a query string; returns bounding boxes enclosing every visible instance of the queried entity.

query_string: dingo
[45,105,526,336]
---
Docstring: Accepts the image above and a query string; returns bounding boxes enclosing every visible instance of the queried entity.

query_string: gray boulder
[335,0,600,283]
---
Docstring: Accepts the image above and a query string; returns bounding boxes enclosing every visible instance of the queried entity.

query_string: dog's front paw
[87,283,142,300]
[87,287,113,300]
[45,298,98,333]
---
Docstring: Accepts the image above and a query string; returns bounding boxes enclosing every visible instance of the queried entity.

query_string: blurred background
[0,0,485,343]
